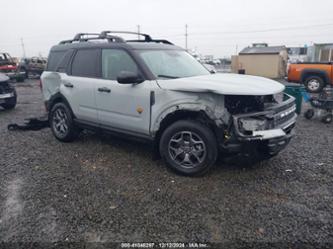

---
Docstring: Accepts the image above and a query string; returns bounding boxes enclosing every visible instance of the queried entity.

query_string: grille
[274,105,296,127]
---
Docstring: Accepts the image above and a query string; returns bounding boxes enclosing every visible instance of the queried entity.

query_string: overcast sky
[1,0,333,58]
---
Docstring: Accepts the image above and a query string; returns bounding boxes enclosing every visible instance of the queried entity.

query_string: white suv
[41,31,297,176]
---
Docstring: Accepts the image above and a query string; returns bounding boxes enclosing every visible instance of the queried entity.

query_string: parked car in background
[0,52,25,82]
[19,57,47,78]
[0,73,17,109]
[41,31,297,176]
[288,62,333,93]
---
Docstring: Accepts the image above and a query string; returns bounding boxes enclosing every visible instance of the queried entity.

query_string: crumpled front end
[221,93,297,156]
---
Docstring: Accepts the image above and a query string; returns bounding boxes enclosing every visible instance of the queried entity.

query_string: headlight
[239,117,267,132]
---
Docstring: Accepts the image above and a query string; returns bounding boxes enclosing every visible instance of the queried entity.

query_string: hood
[157,73,285,95]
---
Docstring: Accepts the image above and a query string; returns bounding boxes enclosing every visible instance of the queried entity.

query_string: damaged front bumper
[221,94,297,155]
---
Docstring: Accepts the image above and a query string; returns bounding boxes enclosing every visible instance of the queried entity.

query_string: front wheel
[159,120,218,176]
[49,102,79,142]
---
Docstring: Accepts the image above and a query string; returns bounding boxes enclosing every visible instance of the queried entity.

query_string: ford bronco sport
[41,31,297,176]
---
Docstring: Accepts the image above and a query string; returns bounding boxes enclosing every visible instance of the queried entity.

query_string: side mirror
[117,71,144,84]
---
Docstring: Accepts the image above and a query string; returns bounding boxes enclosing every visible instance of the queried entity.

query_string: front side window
[137,50,209,79]
[102,49,138,80]
[71,49,99,77]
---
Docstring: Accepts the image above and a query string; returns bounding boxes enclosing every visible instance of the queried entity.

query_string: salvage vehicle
[19,57,47,78]
[41,31,297,176]
[0,52,25,82]
[288,62,333,93]
[0,73,17,109]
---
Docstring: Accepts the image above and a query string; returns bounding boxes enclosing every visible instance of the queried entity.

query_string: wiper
[157,75,179,79]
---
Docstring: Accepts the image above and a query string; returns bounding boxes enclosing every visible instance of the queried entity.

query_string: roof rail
[59,32,125,45]
[101,31,173,45]
[58,31,173,45]
[101,31,152,41]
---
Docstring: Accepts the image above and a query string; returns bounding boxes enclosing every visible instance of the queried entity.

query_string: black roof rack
[101,31,173,45]
[59,32,125,45]
[59,31,173,45]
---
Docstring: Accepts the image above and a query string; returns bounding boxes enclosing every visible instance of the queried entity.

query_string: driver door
[95,49,152,136]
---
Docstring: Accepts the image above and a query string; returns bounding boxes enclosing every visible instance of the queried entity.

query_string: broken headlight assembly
[238,116,268,135]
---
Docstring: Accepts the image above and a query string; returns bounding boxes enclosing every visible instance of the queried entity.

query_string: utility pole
[21,38,26,58]
[137,25,141,40]
[185,24,188,50]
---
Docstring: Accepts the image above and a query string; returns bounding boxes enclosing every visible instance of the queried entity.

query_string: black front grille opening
[283,123,295,134]
[225,95,280,115]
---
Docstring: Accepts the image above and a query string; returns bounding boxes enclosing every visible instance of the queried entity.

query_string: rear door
[62,48,100,123]
[94,48,152,135]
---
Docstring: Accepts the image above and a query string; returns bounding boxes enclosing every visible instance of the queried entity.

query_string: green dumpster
[284,84,304,114]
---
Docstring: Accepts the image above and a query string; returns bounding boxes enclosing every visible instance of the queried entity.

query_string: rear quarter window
[46,51,66,71]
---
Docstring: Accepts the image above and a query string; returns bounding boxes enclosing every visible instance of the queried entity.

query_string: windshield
[137,50,210,79]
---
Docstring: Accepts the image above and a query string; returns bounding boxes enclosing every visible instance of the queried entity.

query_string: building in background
[287,46,309,63]
[231,43,288,79]
[308,43,333,62]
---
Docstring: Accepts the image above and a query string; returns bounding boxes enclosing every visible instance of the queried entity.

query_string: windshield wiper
[157,75,179,79]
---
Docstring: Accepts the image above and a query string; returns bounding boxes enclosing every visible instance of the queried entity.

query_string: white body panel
[157,73,285,95]
[94,79,155,135]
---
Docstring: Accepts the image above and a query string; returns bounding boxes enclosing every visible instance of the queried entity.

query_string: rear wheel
[159,120,218,176]
[304,76,325,93]
[49,102,79,142]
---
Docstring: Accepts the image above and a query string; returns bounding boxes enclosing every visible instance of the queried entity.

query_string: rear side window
[102,49,138,80]
[71,49,99,78]
[47,51,66,71]
[56,50,74,73]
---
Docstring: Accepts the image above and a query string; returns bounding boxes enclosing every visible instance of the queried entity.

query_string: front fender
[150,91,228,134]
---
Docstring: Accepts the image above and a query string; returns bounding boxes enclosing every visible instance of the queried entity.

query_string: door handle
[98,87,111,93]
[63,82,74,88]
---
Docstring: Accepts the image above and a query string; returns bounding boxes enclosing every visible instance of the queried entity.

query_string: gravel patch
[0,79,332,247]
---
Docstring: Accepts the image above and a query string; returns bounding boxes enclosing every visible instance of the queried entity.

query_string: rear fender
[41,71,62,102]
[301,69,329,84]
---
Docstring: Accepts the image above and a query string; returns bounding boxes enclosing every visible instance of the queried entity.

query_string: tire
[49,102,79,142]
[304,76,325,93]
[321,113,333,124]
[159,120,218,176]
[304,109,314,119]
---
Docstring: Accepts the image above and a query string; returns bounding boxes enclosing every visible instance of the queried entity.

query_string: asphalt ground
[0,79,332,248]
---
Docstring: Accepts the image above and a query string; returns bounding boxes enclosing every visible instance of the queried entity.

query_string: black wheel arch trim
[47,92,76,119]
[301,69,329,84]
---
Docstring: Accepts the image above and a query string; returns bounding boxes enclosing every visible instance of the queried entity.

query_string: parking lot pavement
[0,79,332,245]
